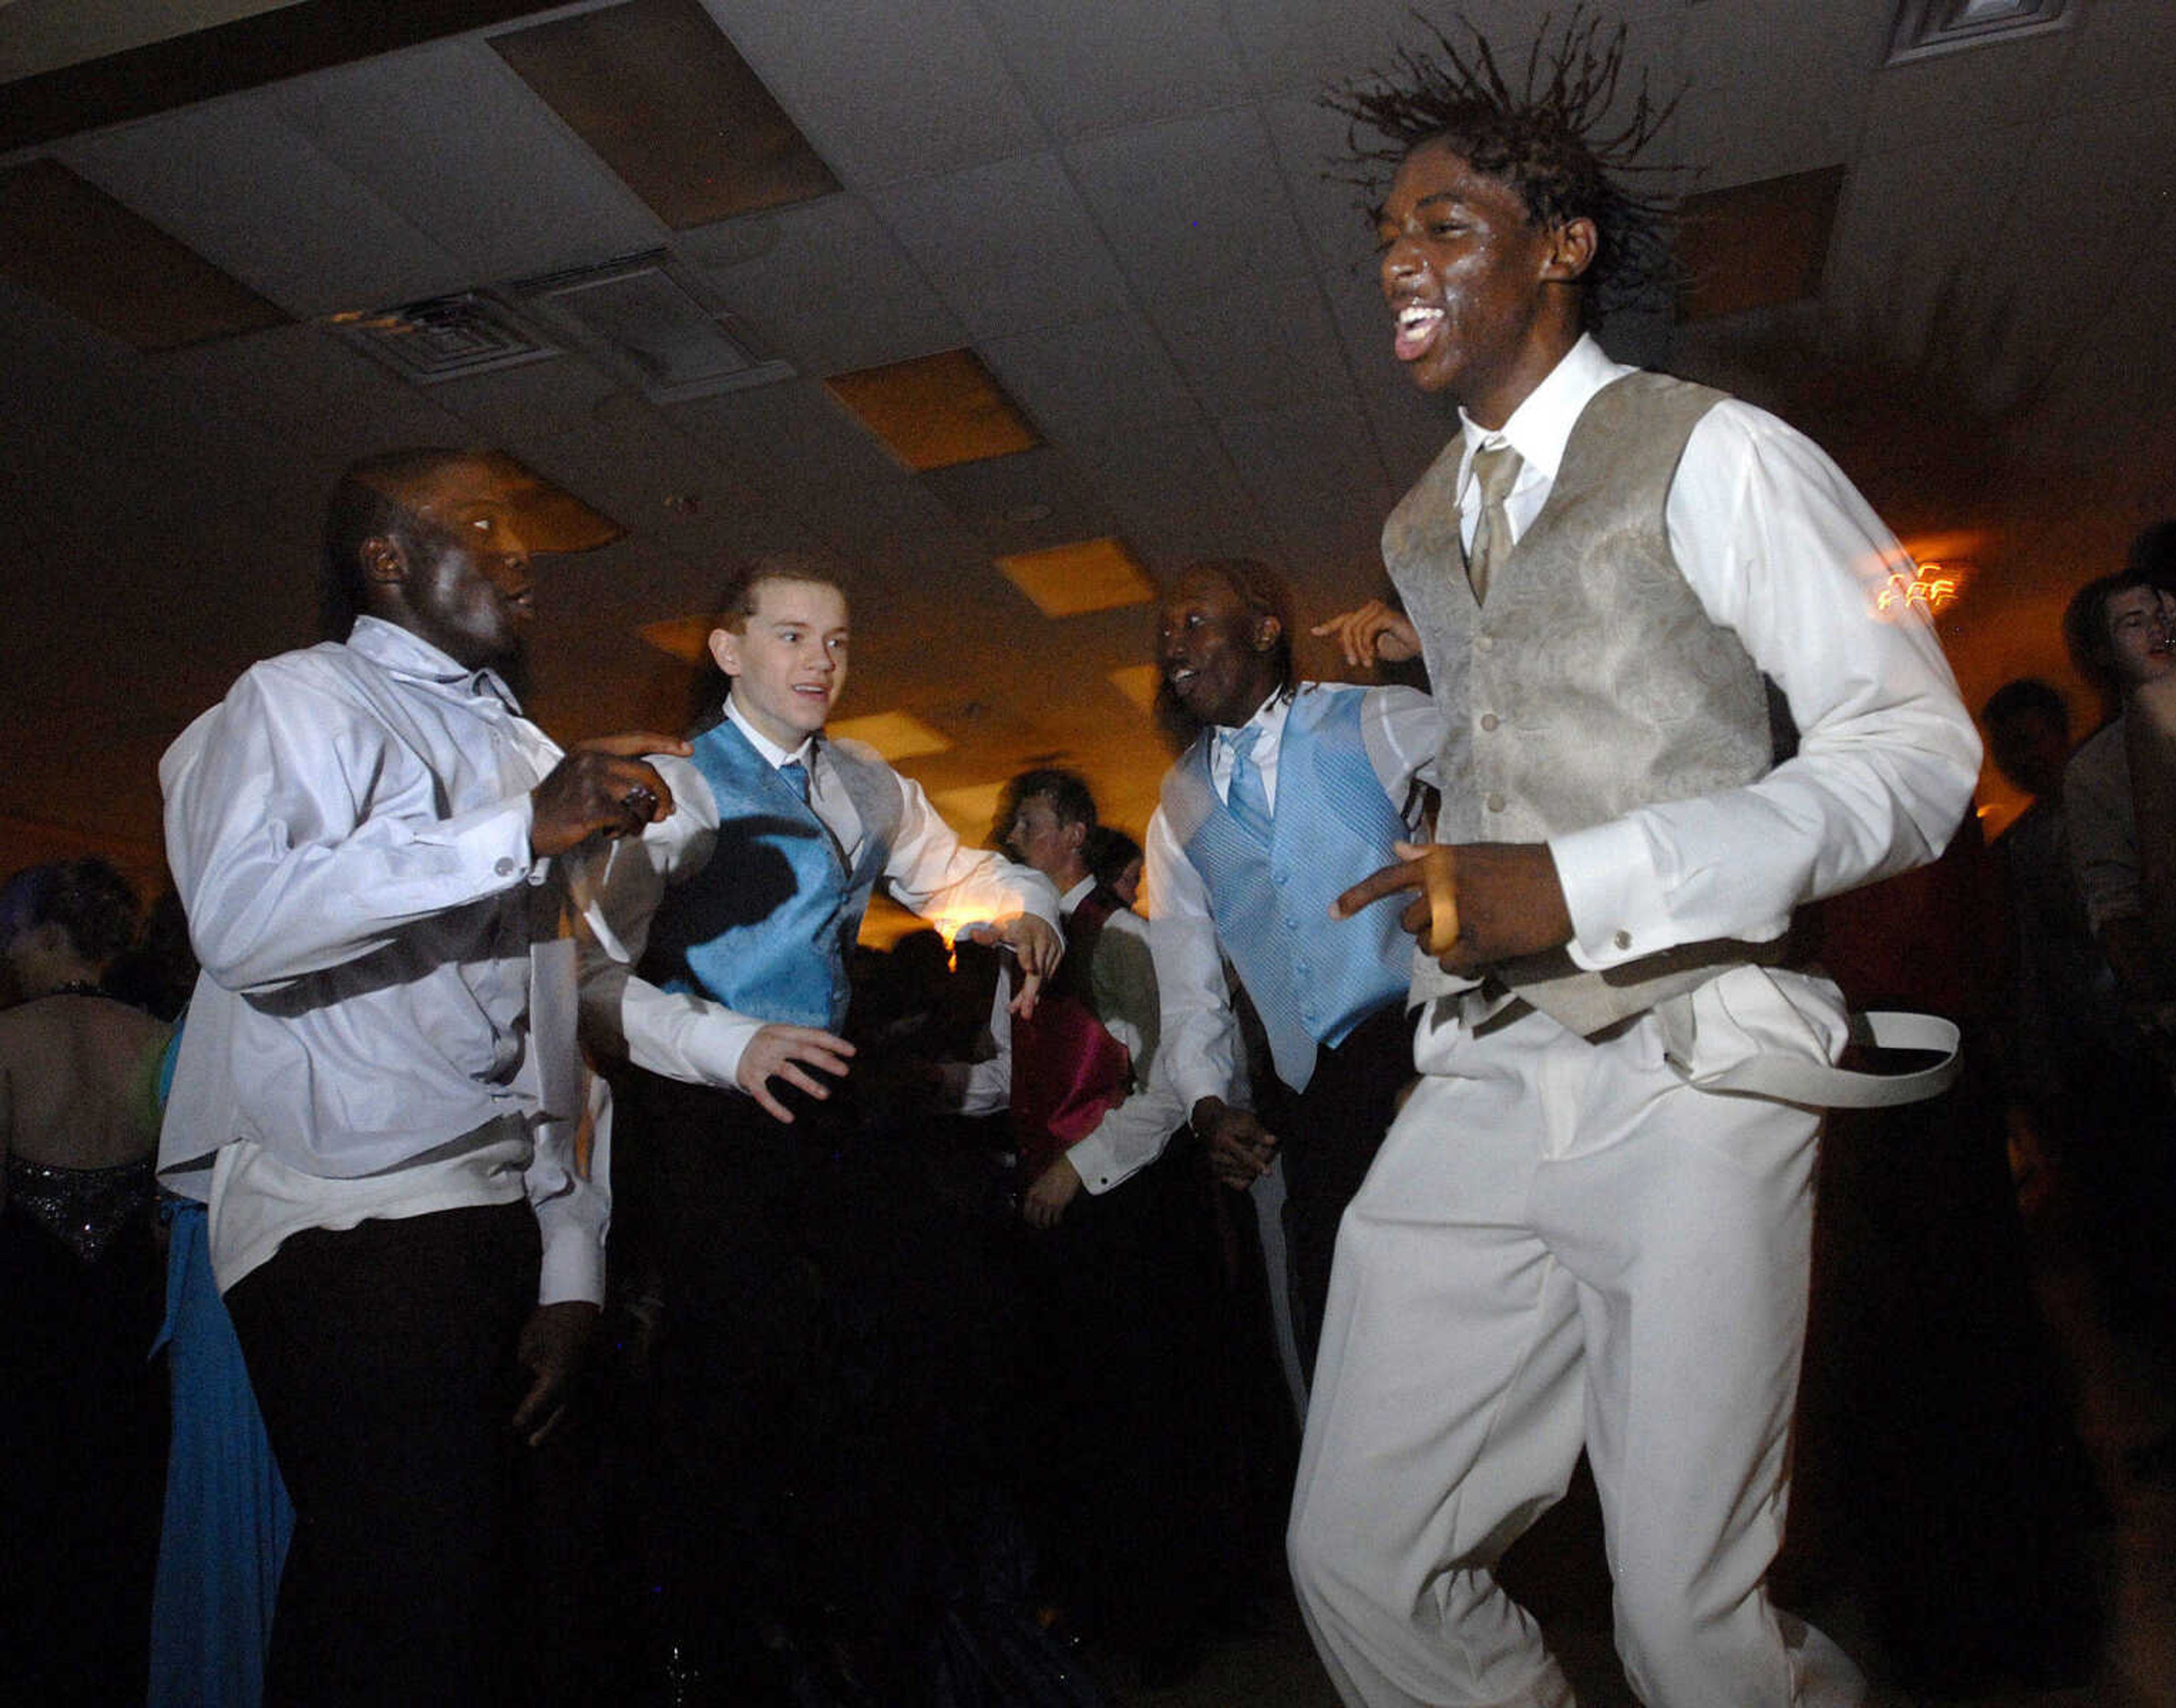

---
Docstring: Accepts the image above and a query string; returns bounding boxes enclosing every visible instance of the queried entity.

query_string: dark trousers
[1010,1138,1229,1654]
[1257,998,1417,1379]
[225,1202,539,1708]
[615,1067,989,1682]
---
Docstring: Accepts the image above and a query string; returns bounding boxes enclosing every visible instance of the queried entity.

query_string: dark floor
[1096,1161,2176,1708]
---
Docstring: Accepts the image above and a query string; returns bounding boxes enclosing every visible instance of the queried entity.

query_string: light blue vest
[1162,685,1413,1093]
[640,721,894,1034]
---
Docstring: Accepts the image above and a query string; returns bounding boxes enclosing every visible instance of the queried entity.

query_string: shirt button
[1476,634,1494,651]
[1480,713,1499,732]
[1274,871,1289,886]
[495,856,516,877]
[1613,929,1633,951]
[1485,792,1505,813]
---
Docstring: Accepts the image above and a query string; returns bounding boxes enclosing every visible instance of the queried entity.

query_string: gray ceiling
[3,0,2173,898]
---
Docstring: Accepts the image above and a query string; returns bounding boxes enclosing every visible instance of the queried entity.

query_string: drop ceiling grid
[978,310,1201,445]
[54,96,461,317]
[266,37,666,289]
[676,194,967,379]
[695,0,1043,189]
[1064,106,1317,310]
[966,0,1252,142]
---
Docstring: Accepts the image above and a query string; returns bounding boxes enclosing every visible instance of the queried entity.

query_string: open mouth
[1393,301,1444,363]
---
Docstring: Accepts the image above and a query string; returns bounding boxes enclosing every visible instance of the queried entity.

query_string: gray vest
[1383,370,1784,1035]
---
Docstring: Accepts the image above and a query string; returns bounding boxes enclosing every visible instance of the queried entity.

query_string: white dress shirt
[587,694,1061,1091]
[1146,682,1440,1111]
[1447,335,1979,972]
[159,616,608,1302]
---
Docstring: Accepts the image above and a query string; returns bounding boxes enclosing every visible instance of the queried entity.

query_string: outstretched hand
[1310,600,1421,669]
[530,733,691,857]
[1333,840,1572,976]
[959,915,1064,1019]
[739,1022,856,1123]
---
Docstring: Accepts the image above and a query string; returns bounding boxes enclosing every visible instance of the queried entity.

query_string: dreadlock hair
[1323,6,1680,319]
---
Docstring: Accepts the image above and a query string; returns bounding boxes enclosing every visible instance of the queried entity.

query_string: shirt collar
[1060,875,1098,914]
[1217,686,1295,745]
[346,615,520,710]
[1457,333,1630,486]
[724,694,815,770]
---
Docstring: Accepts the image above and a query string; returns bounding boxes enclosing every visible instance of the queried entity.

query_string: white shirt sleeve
[1361,682,1444,813]
[879,771,1064,932]
[1547,401,1981,968]
[1145,804,1242,1112]
[1065,906,1190,1193]
[163,666,537,994]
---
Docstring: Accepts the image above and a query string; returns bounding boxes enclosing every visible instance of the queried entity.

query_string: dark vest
[1010,887,1131,1180]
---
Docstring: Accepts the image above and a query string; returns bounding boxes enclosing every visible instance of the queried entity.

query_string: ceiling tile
[996,536,1154,617]
[490,0,836,229]
[271,40,664,287]
[1073,420,1274,567]
[57,95,460,316]
[1066,107,1313,305]
[679,195,964,376]
[1676,0,1886,188]
[700,0,1042,187]
[1261,91,1376,273]
[979,310,1199,443]
[974,0,1248,140]
[872,153,1134,338]
[147,321,474,463]
[1147,274,1351,415]
[0,158,287,351]
[1859,26,2078,157]
[1216,396,1396,568]
[825,348,1041,471]
[667,376,910,500]
[2056,0,2176,113]
[919,445,1114,552]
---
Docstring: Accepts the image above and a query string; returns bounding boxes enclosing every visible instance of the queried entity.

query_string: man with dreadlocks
[1291,14,1979,1707]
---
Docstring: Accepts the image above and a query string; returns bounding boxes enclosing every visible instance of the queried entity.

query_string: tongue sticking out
[1393,306,1443,363]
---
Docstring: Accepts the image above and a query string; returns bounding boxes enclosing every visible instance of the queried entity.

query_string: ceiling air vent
[327,291,551,383]
[1886,0,2076,65]
[512,252,791,404]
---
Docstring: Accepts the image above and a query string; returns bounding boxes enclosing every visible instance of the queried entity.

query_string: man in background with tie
[1291,18,1980,1706]
[1145,558,1438,1400]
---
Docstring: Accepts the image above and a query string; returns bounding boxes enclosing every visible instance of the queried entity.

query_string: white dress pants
[1288,970,1866,1708]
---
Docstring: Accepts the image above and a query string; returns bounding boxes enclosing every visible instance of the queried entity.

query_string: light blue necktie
[1225,726,1273,842]
[778,759,810,804]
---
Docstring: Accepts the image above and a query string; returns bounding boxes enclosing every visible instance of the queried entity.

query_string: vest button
[494,856,517,877]
[1480,712,1499,732]
[1613,929,1633,951]
[1485,792,1506,813]
[1476,634,1494,651]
